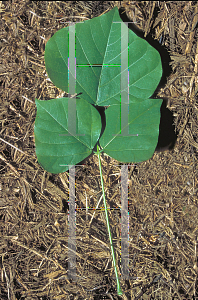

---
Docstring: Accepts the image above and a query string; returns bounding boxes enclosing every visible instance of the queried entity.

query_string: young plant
[34,7,162,296]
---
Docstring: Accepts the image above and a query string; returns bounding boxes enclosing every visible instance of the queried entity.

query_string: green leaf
[35,7,163,172]
[44,7,162,106]
[99,97,162,162]
[34,98,102,174]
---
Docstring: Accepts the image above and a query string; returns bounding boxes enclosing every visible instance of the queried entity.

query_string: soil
[0,1,198,299]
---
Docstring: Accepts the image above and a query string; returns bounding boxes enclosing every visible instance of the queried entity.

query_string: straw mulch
[0,1,198,299]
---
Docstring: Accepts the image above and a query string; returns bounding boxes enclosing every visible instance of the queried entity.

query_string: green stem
[96,145,122,296]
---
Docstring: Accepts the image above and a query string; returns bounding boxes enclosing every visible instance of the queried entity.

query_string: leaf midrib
[36,100,92,149]
[100,101,160,149]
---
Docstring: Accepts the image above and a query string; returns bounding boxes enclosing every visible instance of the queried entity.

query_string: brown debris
[0,1,198,299]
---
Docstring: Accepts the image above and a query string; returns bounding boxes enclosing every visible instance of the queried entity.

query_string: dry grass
[0,1,198,299]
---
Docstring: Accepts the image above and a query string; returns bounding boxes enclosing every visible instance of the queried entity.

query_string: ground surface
[0,1,198,299]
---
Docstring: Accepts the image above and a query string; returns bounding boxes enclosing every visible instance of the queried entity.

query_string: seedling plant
[34,7,162,296]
